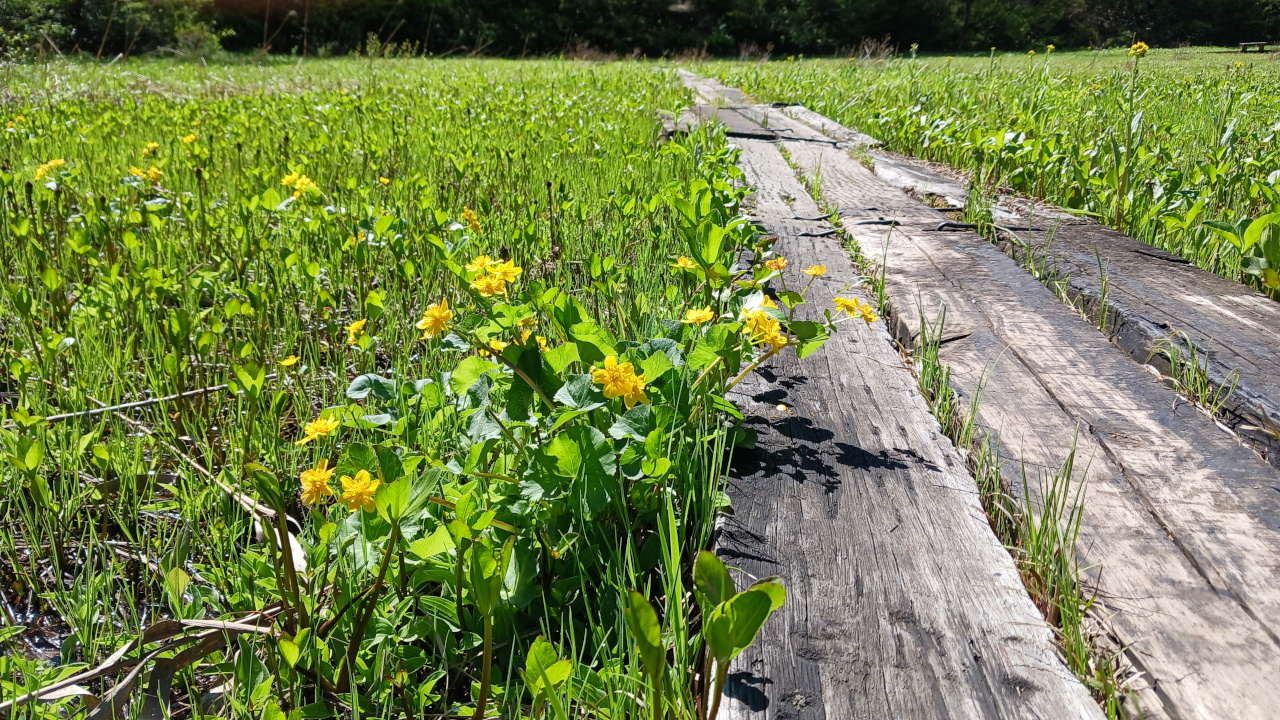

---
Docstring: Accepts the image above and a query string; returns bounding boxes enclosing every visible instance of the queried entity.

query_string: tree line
[3,0,1278,60]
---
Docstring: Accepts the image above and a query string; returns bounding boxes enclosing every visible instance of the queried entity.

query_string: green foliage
[719,48,1280,301]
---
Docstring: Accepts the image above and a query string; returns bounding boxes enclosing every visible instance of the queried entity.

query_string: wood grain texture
[831,132,1280,468]
[766,104,1280,720]
[707,117,1105,719]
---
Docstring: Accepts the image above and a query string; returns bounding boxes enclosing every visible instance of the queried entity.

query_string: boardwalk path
[680,72,1280,720]
[679,72,1106,720]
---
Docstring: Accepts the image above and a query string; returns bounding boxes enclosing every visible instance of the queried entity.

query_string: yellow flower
[379,176,391,185]
[670,256,698,270]
[622,372,649,409]
[463,206,482,233]
[760,295,779,310]
[765,257,787,272]
[129,166,146,177]
[591,356,649,409]
[834,297,878,325]
[1047,44,1056,52]
[300,459,335,506]
[1129,41,1149,58]
[741,309,780,338]
[279,355,300,367]
[345,318,367,345]
[536,335,549,351]
[470,274,507,297]
[296,415,341,445]
[465,254,499,272]
[416,298,453,340]
[489,339,509,353]
[682,307,716,325]
[763,329,789,352]
[488,259,523,283]
[281,172,300,187]
[181,133,197,144]
[147,166,163,183]
[338,469,380,513]
[1028,49,1035,56]
[803,264,827,277]
[34,158,65,180]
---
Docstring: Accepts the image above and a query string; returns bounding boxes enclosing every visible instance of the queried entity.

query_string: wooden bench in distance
[767,103,1280,720]
[683,74,1105,720]
[1240,41,1268,52]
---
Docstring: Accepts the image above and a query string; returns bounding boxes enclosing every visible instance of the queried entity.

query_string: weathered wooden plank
[765,104,1280,719]
[712,118,1105,718]
[798,123,1280,468]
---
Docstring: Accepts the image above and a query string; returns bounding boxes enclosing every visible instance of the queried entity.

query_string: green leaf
[374,215,394,236]
[347,374,397,401]
[450,356,499,396]
[544,342,581,375]
[688,324,736,370]
[278,639,301,668]
[748,580,787,611]
[1244,213,1280,252]
[543,434,583,478]
[375,478,412,523]
[693,550,736,612]
[776,291,806,308]
[623,591,666,682]
[609,404,654,441]
[364,289,386,321]
[640,351,674,383]
[410,525,456,559]
[336,442,379,480]
[552,374,605,410]
[788,320,830,359]
[570,322,617,362]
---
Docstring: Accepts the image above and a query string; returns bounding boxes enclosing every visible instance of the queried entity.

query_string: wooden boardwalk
[708,91,1280,718]
[680,73,1105,720]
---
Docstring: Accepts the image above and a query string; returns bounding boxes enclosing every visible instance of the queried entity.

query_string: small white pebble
[776,404,787,412]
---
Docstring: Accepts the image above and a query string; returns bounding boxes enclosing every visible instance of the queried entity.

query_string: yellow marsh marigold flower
[181,133,197,144]
[463,207,482,233]
[671,256,698,270]
[416,298,453,340]
[339,469,380,513]
[291,176,316,198]
[279,355,300,367]
[1129,41,1149,58]
[741,309,780,338]
[465,254,499,273]
[763,329,789,352]
[129,166,146,178]
[488,259,523,283]
[281,172,300,187]
[487,339,509,355]
[682,307,716,325]
[344,318,367,345]
[834,297,878,325]
[592,356,649,408]
[536,335,549,351]
[470,274,507,297]
[147,166,163,183]
[622,372,649,409]
[760,295,779,310]
[296,415,341,445]
[34,158,65,180]
[300,459,335,506]
[765,257,787,272]
[803,264,827,277]
[379,177,391,185]
[1047,44,1055,52]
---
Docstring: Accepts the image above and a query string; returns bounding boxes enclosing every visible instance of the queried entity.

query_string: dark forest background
[4,0,1280,59]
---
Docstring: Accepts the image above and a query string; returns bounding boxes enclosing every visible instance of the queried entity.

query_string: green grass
[0,56,806,720]
[708,47,1280,299]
